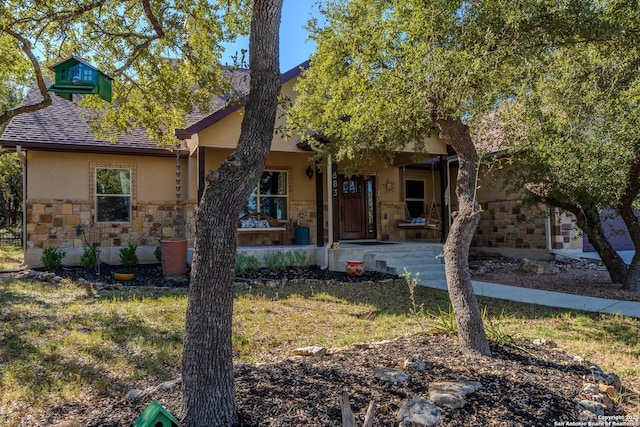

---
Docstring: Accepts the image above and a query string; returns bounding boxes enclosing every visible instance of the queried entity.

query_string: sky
[222,0,323,72]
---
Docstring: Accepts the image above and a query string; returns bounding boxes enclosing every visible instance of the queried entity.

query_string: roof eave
[0,140,189,157]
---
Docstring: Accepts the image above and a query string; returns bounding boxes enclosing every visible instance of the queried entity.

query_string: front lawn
[0,277,638,425]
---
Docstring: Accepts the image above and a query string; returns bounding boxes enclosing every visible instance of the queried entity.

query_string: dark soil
[40,263,398,287]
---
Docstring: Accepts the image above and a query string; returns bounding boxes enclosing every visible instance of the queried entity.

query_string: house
[0,60,578,269]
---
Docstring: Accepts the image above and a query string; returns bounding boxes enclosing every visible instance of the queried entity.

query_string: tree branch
[0,28,51,126]
[111,0,166,77]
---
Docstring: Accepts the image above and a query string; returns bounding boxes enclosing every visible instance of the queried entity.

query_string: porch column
[331,163,340,241]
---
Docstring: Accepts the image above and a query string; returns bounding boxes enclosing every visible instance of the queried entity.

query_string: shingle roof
[0,80,185,156]
[0,61,309,155]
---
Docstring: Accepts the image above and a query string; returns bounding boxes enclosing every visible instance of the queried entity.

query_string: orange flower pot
[346,260,365,276]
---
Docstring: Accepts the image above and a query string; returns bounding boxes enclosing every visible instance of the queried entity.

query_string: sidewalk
[425,278,640,318]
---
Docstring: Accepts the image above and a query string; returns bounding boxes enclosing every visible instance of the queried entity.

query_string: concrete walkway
[423,278,640,318]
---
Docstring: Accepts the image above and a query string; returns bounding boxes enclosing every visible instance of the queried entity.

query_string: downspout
[16,145,27,267]
[321,157,333,270]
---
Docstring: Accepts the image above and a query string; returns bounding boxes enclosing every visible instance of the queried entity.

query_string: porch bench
[236,213,288,245]
[397,216,441,238]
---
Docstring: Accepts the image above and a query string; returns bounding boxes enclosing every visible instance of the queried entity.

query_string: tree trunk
[544,197,627,284]
[181,2,282,426]
[617,152,640,292]
[576,214,628,285]
[435,117,491,357]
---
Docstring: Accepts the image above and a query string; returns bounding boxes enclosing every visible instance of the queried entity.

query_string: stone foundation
[25,198,196,267]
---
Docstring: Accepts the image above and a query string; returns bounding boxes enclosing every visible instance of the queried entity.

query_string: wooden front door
[338,175,376,240]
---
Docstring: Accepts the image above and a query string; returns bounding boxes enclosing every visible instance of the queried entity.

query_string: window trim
[90,162,137,224]
[244,168,290,221]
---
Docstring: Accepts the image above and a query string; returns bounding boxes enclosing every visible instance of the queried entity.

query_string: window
[95,168,131,222]
[241,171,288,220]
[405,179,425,218]
[60,64,96,84]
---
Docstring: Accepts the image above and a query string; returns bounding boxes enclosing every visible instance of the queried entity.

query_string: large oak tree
[500,37,640,291]
[288,0,625,356]
[2,1,284,424]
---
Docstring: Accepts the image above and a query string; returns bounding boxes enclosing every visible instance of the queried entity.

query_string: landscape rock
[533,338,558,348]
[582,383,599,395]
[403,354,426,371]
[125,389,144,400]
[292,346,327,357]
[520,258,560,274]
[373,367,409,383]
[577,399,606,417]
[428,381,482,409]
[601,373,623,392]
[397,396,442,427]
[577,410,598,422]
[598,383,617,398]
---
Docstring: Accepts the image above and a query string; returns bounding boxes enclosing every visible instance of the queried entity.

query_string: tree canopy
[0,0,252,143]
[288,0,615,163]
[288,0,638,355]
[499,25,640,290]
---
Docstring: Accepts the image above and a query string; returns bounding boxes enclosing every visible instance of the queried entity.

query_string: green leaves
[1,0,252,144]
[289,0,618,165]
[501,34,640,210]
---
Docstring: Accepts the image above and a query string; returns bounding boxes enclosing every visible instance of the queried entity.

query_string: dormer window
[60,64,96,85]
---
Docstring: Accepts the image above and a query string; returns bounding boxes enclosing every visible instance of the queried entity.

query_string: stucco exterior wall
[24,151,194,267]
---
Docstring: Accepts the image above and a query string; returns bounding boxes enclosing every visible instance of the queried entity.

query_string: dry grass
[0,245,22,271]
[0,277,638,425]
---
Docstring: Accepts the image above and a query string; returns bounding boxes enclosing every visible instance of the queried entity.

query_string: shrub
[263,251,287,271]
[285,250,310,267]
[235,253,260,274]
[80,246,99,269]
[119,242,139,268]
[154,241,162,262]
[41,247,65,269]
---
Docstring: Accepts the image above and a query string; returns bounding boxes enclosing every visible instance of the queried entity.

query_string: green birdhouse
[132,400,179,427]
[48,55,113,102]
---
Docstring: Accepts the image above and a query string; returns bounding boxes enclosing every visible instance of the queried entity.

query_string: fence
[0,229,22,247]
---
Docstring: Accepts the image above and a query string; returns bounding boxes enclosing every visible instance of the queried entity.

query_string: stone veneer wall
[549,208,581,250]
[380,201,415,242]
[289,201,318,245]
[472,199,547,250]
[25,198,197,266]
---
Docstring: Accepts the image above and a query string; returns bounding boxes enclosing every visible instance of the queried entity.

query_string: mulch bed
[41,263,399,287]
[60,335,599,427]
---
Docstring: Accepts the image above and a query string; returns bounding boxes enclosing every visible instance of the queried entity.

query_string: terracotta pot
[346,260,365,276]
[161,239,188,277]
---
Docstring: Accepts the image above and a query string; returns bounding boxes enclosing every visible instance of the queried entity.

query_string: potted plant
[115,242,138,281]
